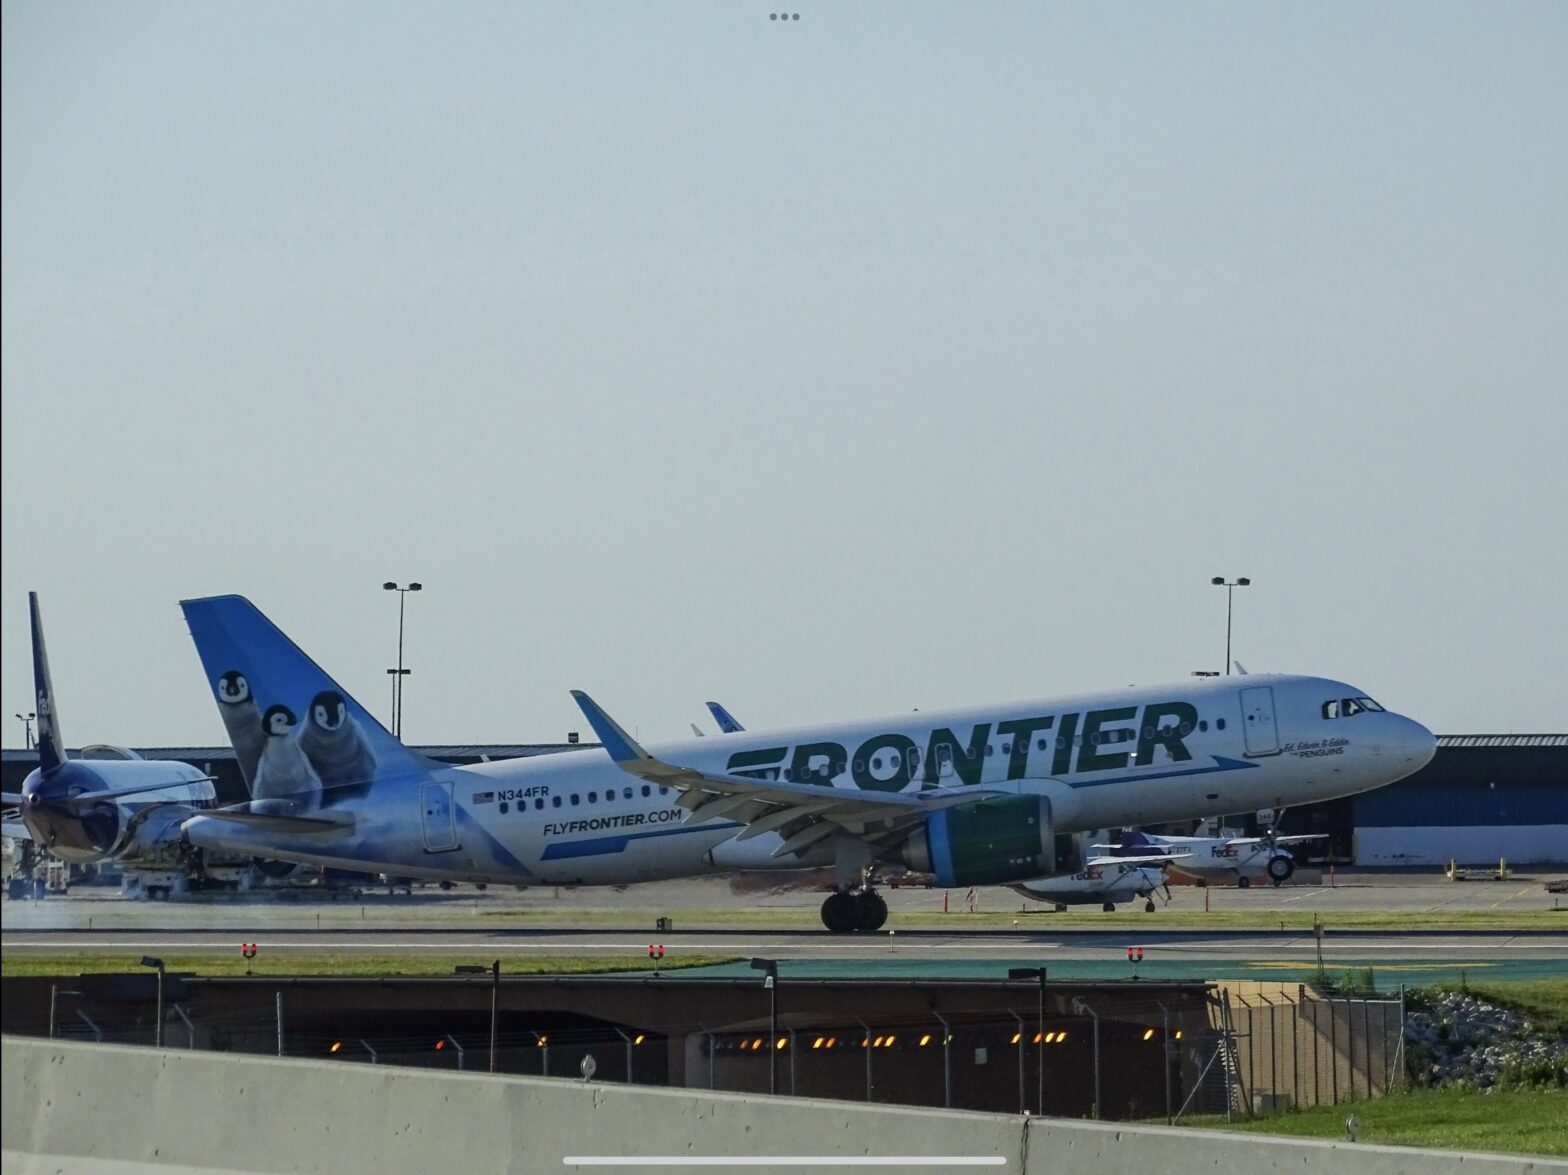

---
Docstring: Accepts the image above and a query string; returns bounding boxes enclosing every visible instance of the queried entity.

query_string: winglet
[570,691,654,765]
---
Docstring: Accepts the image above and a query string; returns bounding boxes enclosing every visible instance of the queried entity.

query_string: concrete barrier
[3,1036,1560,1175]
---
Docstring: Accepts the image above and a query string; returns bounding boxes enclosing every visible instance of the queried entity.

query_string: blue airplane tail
[1120,827,1153,849]
[705,701,745,734]
[28,592,67,774]
[181,595,434,808]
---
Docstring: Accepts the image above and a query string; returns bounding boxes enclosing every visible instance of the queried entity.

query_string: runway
[4,872,1565,984]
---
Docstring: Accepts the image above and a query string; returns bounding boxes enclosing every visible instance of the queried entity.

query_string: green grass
[0,953,736,978]
[1413,979,1568,1034]
[1182,1086,1568,1157]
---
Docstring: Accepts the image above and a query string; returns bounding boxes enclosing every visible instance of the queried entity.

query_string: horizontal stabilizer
[198,806,355,836]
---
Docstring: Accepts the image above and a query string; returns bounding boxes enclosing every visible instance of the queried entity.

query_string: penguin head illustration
[309,690,348,732]
[262,704,297,738]
[217,670,252,706]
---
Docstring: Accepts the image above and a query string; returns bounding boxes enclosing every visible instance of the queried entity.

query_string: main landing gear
[820,888,888,933]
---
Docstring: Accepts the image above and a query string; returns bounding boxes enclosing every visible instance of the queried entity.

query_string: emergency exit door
[1239,686,1281,757]
[421,782,459,852]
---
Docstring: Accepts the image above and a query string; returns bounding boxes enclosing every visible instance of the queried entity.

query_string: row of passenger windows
[533,784,673,810]
[778,718,1228,780]
[1321,697,1384,720]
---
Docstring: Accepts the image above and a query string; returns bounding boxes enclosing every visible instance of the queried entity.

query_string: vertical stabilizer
[181,595,434,808]
[28,593,66,774]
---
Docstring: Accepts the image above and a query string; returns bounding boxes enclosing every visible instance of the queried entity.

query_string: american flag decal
[472,791,495,805]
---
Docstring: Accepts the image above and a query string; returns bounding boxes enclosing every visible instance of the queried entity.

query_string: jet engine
[898,795,1062,887]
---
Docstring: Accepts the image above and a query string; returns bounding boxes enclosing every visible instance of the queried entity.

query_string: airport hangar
[3,733,1564,866]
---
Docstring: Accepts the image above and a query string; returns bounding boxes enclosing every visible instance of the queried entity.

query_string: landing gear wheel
[1144,900,1156,913]
[1267,855,1295,883]
[820,890,860,933]
[1102,901,1116,912]
[1237,876,1251,889]
[855,890,889,932]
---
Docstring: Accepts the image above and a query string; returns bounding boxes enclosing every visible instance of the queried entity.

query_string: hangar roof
[1435,734,1567,748]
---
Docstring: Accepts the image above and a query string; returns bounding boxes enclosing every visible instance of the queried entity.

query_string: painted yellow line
[1491,886,1533,909]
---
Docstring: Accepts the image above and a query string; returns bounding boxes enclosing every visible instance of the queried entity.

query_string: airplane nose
[1399,716,1438,771]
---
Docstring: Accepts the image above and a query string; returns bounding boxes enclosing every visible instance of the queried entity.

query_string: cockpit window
[1324,696,1383,719]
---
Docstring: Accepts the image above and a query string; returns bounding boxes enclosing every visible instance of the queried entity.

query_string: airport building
[4,733,1565,867]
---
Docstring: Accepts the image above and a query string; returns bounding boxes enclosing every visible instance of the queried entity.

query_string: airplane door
[1239,686,1281,757]
[421,782,459,852]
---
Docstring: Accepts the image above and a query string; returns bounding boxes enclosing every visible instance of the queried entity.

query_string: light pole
[456,960,501,1073]
[140,956,165,1048]
[751,958,778,1095]
[1009,967,1047,1115]
[15,712,35,750]
[382,582,422,737]
[1209,577,1251,675]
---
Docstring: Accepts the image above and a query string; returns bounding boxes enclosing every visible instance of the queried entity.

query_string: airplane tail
[705,701,745,734]
[1120,827,1152,849]
[28,593,66,774]
[180,595,435,808]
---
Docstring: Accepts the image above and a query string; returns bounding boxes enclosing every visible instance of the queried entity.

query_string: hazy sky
[4,2,1565,749]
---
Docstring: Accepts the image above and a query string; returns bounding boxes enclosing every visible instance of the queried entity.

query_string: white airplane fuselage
[184,674,1435,888]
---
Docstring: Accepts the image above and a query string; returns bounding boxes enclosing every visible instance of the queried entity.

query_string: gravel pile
[1404,991,1567,1091]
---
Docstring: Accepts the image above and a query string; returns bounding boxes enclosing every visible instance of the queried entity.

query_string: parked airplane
[178,594,1436,932]
[1101,825,1328,887]
[1011,853,1179,912]
[2,594,216,871]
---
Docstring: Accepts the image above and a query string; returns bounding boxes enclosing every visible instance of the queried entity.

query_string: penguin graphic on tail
[252,704,323,811]
[298,689,377,799]
[215,670,265,791]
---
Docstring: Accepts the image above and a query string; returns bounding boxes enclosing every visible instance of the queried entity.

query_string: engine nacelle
[900,796,1063,887]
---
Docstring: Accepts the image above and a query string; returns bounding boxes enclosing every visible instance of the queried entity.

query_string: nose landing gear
[820,887,888,933]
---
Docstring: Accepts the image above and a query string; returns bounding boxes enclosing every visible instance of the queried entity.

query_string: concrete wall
[4,1036,1560,1175]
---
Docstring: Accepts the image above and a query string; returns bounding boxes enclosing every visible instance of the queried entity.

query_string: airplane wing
[572,691,1015,857]
[1272,834,1329,845]
[1086,851,1190,867]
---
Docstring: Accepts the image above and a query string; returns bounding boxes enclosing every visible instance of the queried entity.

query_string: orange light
[329,1042,342,1054]
[752,1038,764,1050]
[537,1035,549,1046]
[435,1040,445,1050]
[825,1037,836,1049]
[1142,1028,1156,1041]
[1033,1032,1043,1044]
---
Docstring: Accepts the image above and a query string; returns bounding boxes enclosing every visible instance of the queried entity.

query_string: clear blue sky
[4,2,1565,746]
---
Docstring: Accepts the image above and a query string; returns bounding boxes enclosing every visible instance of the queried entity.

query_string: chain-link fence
[1215,987,1405,1115]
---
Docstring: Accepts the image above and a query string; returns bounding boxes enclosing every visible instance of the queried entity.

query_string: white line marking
[562,1158,1006,1167]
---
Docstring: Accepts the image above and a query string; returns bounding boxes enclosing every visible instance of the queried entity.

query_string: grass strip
[0,953,736,978]
[1180,1086,1567,1157]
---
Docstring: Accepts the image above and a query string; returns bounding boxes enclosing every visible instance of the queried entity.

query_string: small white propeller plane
[1099,821,1328,887]
[1011,850,1186,912]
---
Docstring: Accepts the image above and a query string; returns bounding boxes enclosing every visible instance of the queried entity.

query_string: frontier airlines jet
[179,596,1435,932]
